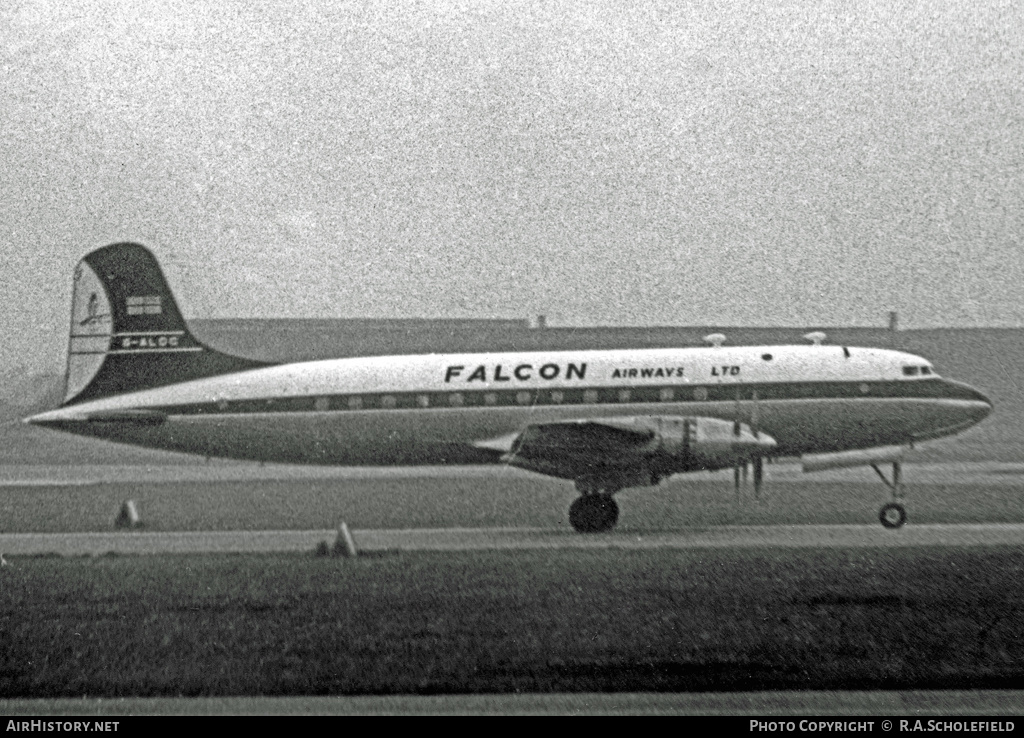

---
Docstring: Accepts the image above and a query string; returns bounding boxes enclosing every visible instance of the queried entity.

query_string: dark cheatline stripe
[149,378,985,417]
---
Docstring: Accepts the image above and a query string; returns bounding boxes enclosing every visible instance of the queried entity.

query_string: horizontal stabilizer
[84,410,168,425]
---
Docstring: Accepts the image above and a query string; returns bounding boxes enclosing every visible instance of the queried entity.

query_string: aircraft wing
[473,418,658,480]
[471,414,776,486]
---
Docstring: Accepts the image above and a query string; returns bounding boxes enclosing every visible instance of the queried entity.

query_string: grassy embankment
[2,475,1024,533]
[1,547,1023,696]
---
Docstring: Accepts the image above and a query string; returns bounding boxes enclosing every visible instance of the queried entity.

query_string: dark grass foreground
[2,547,1023,697]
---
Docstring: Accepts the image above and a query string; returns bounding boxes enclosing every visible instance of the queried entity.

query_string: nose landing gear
[873,461,907,529]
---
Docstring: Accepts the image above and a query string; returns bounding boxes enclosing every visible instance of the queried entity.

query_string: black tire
[879,502,907,529]
[569,494,620,533]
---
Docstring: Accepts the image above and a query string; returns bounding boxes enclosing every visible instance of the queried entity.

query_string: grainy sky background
[2,0,1023,378]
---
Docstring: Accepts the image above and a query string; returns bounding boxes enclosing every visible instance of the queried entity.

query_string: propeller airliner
[27,243,993,532]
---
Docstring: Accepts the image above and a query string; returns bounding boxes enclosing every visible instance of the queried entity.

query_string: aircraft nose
[942,380,993,425]
[969,393,993,424]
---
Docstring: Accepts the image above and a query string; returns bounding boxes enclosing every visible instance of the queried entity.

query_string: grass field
[2,474,1024,534]
[2,547,1023,696]
[3,469,1024,698]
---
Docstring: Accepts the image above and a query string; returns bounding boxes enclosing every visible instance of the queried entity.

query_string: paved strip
[0,461,1022,486]
[355,523,1024,551]
[3,523,1024,557]
[0,464,535,486]
[0,529,338,556]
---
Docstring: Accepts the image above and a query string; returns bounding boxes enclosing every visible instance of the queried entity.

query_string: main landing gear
[733,457,766,497]
[569,480,620,533]
[873,460,907,529]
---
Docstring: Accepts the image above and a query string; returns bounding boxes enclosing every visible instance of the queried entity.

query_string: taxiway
[2,523,1024,557]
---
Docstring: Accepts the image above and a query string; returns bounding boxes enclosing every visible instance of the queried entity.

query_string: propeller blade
[751,390,760,438]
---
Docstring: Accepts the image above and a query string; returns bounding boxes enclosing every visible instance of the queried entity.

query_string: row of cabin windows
[207,387,700,414]
[340,386,681,410]
[201,378,932,415]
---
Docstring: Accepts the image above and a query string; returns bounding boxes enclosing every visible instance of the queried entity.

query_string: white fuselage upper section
[42,344,934,418]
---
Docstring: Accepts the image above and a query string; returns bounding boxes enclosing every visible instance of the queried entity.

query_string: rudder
[64,242,269,405]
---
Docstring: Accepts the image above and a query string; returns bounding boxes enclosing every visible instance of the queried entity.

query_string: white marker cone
[115,500,140,528]
[334,522,358,558]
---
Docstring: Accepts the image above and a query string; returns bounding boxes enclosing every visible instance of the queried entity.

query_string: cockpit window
[921,366,932,375]
[902,366,919,376]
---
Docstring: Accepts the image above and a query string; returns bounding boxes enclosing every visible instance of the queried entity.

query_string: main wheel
[879,502,907,529]
[569,494,620,533]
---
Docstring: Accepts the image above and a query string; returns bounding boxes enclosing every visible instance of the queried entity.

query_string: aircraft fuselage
[29,344,992,466]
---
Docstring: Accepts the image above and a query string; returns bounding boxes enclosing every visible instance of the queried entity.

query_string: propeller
[751,390,764,497]
[750,390,760,438]
[733,392,743,493]
[732,389,766,497]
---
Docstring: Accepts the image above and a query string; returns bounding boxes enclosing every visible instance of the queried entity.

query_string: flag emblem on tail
[126,295,162,315]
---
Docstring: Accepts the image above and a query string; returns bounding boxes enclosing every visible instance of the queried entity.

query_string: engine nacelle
[801,445,906,473]
[647,415,777,473]
[494,415,777,490]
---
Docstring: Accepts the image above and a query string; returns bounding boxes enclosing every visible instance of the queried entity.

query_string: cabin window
[449,393,464,407]
[583,390,599,404]
[381,395,396,409]
[417,394,430,408]
[516,391,532,405]
[902,366,920,376]
[859,383,870,394]
[314,397,330,412]
[693,387,708,401]
[348,397,362,410]
[618,389,631,403]
[484,393,497,406]
[659,387,674,402]
[550,390,564,404]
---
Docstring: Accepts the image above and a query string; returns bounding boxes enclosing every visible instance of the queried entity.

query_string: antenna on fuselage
[803,331,827,346]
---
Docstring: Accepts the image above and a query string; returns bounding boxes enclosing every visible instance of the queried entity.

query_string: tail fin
[64,242,270,405]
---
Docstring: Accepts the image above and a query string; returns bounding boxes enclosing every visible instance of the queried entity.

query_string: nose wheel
[873,461,907,529]
[569,493,619,533]
[879,502,907,529]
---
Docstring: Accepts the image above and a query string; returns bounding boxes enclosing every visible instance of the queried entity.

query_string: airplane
[26,243,993,533]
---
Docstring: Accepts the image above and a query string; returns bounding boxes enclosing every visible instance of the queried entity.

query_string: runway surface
[1,460,1023,486]
[2,523,1024,556]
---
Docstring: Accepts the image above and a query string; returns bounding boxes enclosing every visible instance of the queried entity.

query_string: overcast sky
[3,0,1022,377]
